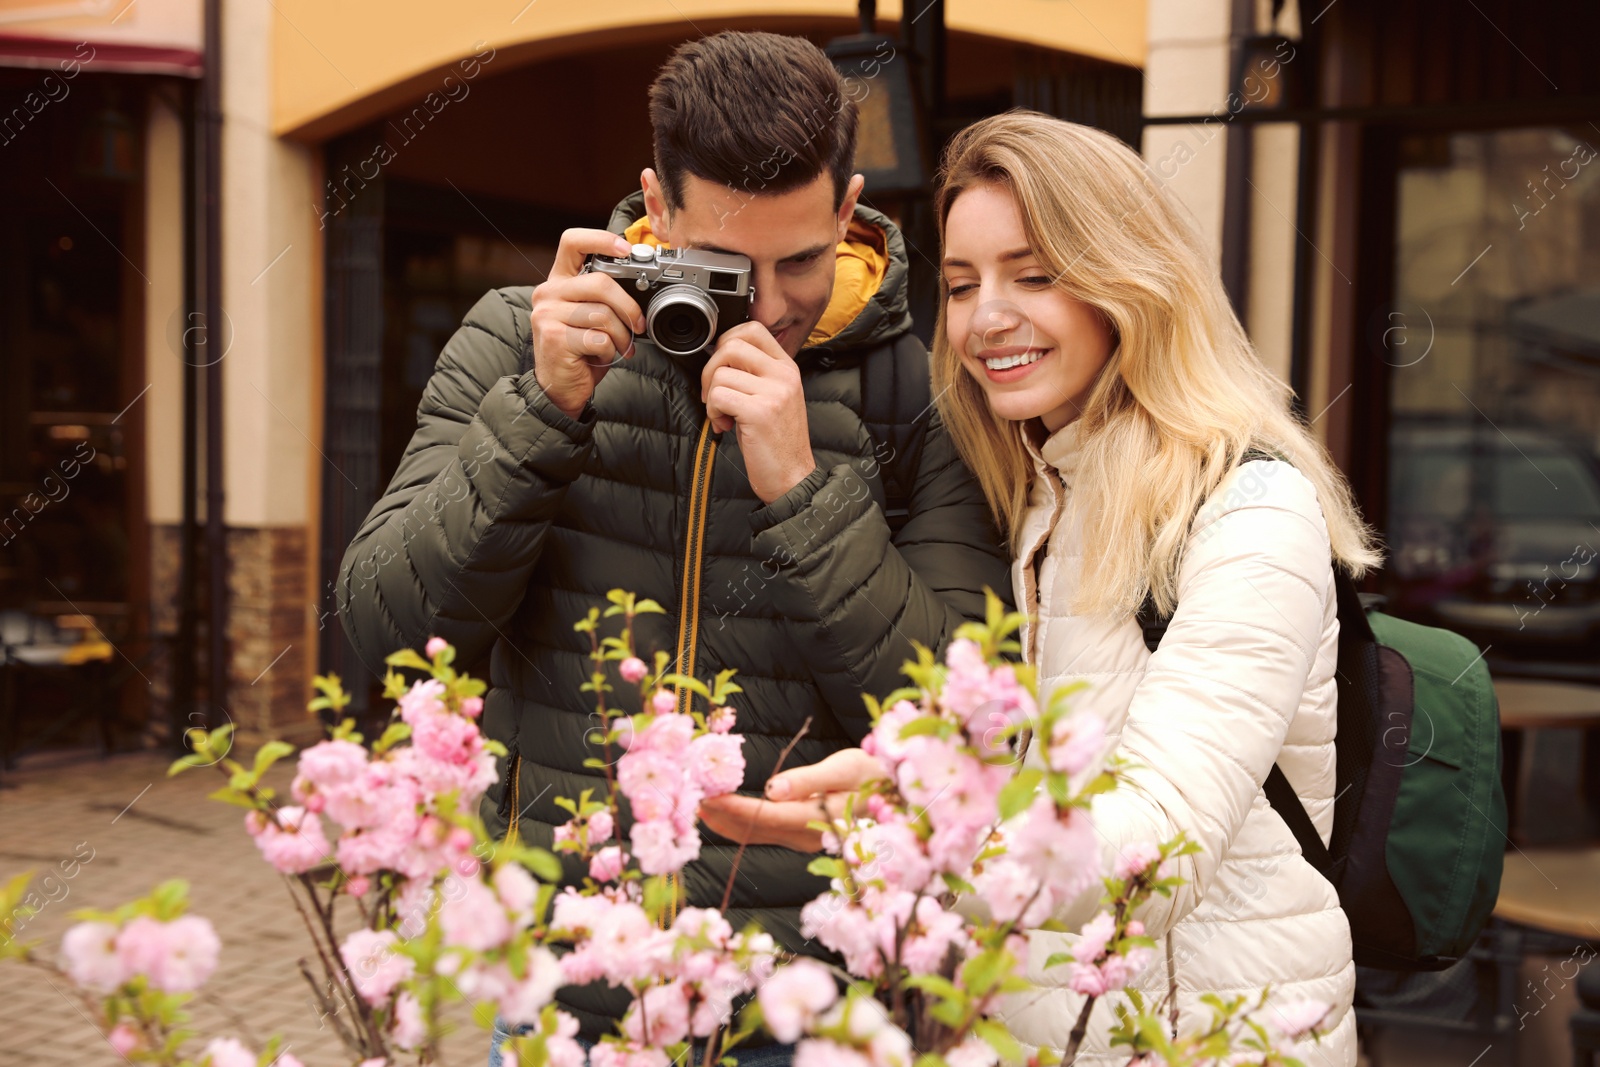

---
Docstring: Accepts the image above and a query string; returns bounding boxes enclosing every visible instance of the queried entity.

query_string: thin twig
[284,875,366,1056]
[1060,995,1097,1066]
[719,717,812,913]
[299,957,361,1051]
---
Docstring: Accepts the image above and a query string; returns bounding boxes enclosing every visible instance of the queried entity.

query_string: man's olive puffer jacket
[337,193,1010,1034]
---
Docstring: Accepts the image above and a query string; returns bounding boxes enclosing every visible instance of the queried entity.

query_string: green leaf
[252,740,296,777]
[369,722,411,755]
[903,974,961,1000]
[941,872,976,896]
[997,768,1043,821]
[807,857,847,880]
[472,999,500,1030]
[207,786,258,810]
[385,648,432,673]
[973,1018,1024,1064]
[167,752,209,777]
[1042,952,1076,970]
[896,716,951,740]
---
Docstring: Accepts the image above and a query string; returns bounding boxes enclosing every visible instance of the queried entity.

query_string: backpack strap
[859,333,933,536]
[1264,763,1332,875]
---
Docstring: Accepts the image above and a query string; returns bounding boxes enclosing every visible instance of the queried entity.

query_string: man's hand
[529,229,649,419]
[697,748,884,852]
[701,321,817,503]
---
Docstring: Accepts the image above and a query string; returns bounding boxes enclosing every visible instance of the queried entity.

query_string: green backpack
[1138,452,1507,971]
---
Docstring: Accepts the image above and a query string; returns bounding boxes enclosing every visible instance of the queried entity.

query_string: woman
[702,111,1379,1065]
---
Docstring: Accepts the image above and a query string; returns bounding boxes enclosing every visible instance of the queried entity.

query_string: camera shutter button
[629,243,657,262]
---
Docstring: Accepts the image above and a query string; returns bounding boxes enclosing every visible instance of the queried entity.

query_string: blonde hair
[931,112,1381,618]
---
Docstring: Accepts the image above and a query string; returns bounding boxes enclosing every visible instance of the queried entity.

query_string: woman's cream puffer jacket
[1000,421,1356,1066]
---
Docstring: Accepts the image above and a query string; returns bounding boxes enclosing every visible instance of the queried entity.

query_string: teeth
[984,349,1045,371]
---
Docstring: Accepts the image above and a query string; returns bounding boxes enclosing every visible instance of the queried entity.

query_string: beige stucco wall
[144,91,187,526]
[269,0,1146,139]
[221,0,321,529]
[1142,0,1302,393]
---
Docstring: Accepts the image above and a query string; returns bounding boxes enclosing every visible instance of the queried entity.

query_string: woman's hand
[698,748,885,852]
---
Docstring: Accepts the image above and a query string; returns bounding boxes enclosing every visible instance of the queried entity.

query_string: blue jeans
[488,1020,794,1067]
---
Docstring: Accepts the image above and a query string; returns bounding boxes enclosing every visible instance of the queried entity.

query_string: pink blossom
[250,806,331,874]
[759,958,838,1042]
[108,1021,139,1056]
[115,915,219,993]
[357,1060,388,1067]
[1113,840,1164,881]
[650,689,677,715]
[397,678,448,724]
[795,1040,872,1067]
[1270,999,1332,1039]
[590,846,625,883]
[854,820,930,893]
[61,921,125,992]
[412,710,484,766]
[425,637,449,658]
[1067,961,1109,996]
[337,821,415,876]
[707,706,736,733]
[800,898,882,979]
[339,928,414,1005]
[973,857,1049,927]
[588,900,659,984]
[590,1043,668,1067]
[925,821,985,874]
[940,639,992,722]
[901,896,968,975]
[1011,799,1100,901]
[617,750,682,822]
[1074,912,1117,965]
[494,863,538,926]
[321,760,411,830]
[945,1037,999,1067]
[619,657,648,684]
[868,700,923,765]
[686,732,745,795]
[633,713,694,756]
[622,981,691,1046]
[1047,713,1105,775]
[587,809,615,844]
[203,1037,256,1067]
[347,875,371,897]
[296,738,368,789]
[391,991,425,1051]
[629,818,699,875]
[461,695,484,718]
[499,947,564,1025]
[439,877,511,951]
[546,1012,587,1067]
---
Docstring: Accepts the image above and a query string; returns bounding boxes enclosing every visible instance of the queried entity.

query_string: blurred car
[1385,419,1600,668]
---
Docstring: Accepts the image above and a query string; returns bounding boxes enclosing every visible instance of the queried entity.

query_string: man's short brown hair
[649,31,859,212]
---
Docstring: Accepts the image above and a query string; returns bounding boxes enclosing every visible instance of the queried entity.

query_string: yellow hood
[621,215,889,349]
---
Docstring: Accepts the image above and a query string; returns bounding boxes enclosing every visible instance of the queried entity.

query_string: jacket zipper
[501,752,522,846]
[672,418,717,716]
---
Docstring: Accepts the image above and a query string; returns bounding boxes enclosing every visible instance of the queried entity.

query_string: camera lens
[646,285,718,356]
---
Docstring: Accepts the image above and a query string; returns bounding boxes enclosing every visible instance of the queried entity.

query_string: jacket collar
[1025,417,1087,487]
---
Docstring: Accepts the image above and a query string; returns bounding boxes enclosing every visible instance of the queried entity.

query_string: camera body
[584,244,754,358]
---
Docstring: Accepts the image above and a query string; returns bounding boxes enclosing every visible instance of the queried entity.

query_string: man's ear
[836,173,865,240]
[642,168,671,243]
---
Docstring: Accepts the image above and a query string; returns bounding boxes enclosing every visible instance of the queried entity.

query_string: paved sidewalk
[0,747,484,1067]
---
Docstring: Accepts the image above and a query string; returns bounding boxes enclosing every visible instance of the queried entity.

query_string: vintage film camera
[584,244,754,358]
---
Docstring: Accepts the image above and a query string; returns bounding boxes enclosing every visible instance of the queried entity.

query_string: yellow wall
[272,0,1145,140]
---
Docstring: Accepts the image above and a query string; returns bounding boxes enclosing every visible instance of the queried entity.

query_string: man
[337,29,1009,1049]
